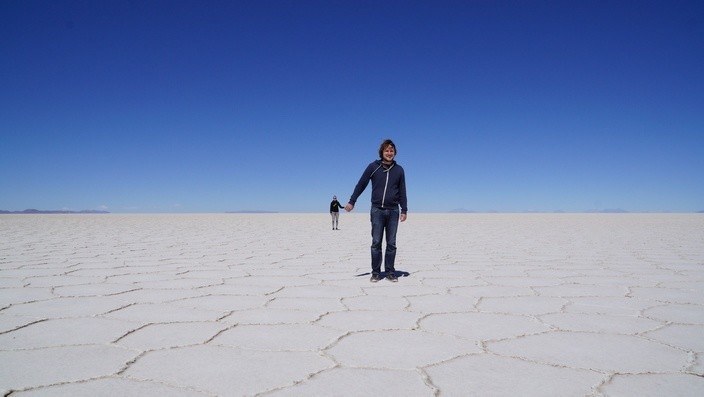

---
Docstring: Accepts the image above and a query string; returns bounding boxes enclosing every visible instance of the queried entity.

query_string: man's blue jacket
[349,160,408,214]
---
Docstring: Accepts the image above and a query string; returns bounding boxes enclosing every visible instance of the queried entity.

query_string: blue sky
[1,1,702,213]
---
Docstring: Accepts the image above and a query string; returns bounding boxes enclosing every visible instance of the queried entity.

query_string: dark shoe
[386,272,398,282]
[370,273,382,282]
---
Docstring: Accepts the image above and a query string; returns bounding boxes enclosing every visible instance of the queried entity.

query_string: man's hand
[400,213,407,222]
[344,203,354,212]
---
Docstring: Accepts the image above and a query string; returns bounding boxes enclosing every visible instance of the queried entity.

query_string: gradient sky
[1,1,702,213]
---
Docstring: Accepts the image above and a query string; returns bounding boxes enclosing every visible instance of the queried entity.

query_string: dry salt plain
[1,213,703,396]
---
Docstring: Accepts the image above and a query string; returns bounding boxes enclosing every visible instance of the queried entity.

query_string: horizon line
[2,210,703,215]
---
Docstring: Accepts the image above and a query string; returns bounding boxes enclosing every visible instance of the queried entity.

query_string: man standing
[345,139,407,282]
[329,195,344,230]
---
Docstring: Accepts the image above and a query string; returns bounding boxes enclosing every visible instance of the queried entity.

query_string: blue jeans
[370,206,400,274]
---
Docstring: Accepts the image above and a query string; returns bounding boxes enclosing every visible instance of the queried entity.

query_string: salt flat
[1,213,703,396]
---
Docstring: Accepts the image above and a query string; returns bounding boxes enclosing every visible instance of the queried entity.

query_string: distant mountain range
[0,209,110,214]
[225,210,278,214]
[450,208,632,213]
[449,209,704,213]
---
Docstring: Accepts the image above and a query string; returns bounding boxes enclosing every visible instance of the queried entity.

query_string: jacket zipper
[381,169,389,208]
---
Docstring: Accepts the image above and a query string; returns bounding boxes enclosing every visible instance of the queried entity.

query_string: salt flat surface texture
[1,213,703,396]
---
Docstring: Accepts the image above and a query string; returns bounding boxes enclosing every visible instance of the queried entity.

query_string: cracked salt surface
[1,213,703,395]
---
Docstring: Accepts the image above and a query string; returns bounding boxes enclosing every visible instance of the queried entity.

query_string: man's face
[382,146,395,162]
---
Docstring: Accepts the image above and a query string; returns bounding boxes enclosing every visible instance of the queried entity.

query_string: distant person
[329,195,344,230]
[345,139,407,282]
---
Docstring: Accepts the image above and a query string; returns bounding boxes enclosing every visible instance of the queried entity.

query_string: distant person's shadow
[355,270,411,279]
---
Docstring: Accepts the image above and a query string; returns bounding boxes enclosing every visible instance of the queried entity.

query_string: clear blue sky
[1,1,702,213]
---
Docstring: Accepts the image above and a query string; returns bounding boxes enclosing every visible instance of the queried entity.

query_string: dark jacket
[349,160,407,214]
[330,200,344,213]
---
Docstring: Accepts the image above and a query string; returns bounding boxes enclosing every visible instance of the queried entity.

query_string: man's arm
[346,163,374,211]
[399,168,408,222]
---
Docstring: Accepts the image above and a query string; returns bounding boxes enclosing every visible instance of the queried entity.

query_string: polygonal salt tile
[539,313,663,334]
[116,322,227,350]
[421,312,550,341]
[0,315,44,333]
[528,269,581,278]
[269,297,347,312]
[0,345,138,390]
[222,308,321,325]
[134,278,220,289]
[535,284,628,297]
[24,276,106,287]
[317,310,419,332]
[226,275,317,287]
[168,295,269,311]
[405,295,477,314]
[273,285,361,298]
[213,324,344,351]
[53,284,139,297]
[1,297,131,318]
[184,269,247,279]
[72,268,131,277]
[450,285,535,298]
[561,276,653,287]
[195,284,281,296]
[326,330,480,369]
[411,270,462,279]
[0,269,64,278]
[267,367,433,396]
[363,285,444,297]
[480,276,563,287]
[0,278,25,288]
[659,281,704,290]
[425,354,604,396]
[421,277,486,287]
[103,303,223,322]
[600,373,704,396]
[630,287,704,305]
[0,288,55,306]
[11,377,208,396]
[565,297,657,316]
[478,296,567,315]
[0,317,141,349]
[123,345,333,396]
[473,267,531,277]
[112,288,205,303]
[660,262,704,274]
[104,274,174,284]
[487,331,688,372]
[342,295,408,311]
[643,303,704,324]
[304,272,359,282]
[642,324,704,351]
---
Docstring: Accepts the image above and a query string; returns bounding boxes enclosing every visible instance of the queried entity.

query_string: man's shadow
[355,270,411,278]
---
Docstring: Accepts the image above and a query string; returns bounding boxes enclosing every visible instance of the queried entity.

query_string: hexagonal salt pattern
[487,332,688,373]
[0,346,138,391]
[425,354,605,396]
[11,378,209,396]
[1,213,703,396]
[326,330,481,369]
[122,345,333,395]
[599,373,704,396]
[266,367,434,396]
